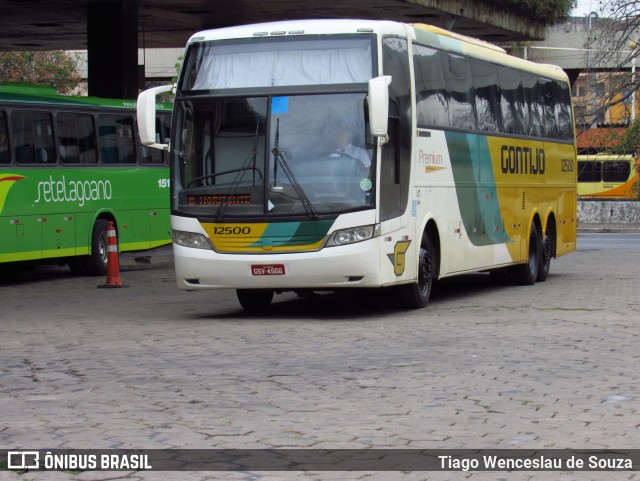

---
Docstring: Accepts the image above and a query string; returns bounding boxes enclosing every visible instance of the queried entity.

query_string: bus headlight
[172,230,212,250]
[326,225,377,247]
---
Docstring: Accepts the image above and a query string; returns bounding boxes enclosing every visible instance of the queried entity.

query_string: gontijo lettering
[500,145,545,175]
[34,175,113,207]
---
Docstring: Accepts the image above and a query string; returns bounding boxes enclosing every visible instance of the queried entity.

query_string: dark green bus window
[12,111,56,164]
[0,111,10,164]
[57,112,97,164]
[97,114,136,164]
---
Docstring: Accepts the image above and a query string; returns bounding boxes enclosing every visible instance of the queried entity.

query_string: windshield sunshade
[181,37,373,90]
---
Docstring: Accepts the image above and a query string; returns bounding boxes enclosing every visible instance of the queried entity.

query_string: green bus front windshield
[172,35,376,219]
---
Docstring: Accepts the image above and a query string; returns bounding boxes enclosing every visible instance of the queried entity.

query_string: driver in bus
[327,121,371,170]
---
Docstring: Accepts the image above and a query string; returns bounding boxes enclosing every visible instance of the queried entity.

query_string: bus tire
[537,224,554,282]
[70,219,111,276]
[399,231,436,309]
[512,222,541,286]
[237,289,274,312]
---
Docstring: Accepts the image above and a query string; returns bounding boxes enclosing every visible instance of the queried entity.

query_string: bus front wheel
[399,232,436,309]
[236,289,274,312]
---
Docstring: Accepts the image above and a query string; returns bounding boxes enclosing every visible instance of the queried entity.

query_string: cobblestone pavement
[1,247,639,481]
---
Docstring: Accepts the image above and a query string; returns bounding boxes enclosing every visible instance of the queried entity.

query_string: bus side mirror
[368,75,392,145]
[137,84,174,151]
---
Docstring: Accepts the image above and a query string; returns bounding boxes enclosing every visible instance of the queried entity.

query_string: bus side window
[555,81,574,142]
[161,115,172,144]
[498,67,525,136]
[137,116,164,164]
[57,112,98,164]
[577,161,601,182]
[0,111,10,164]
[444,53,476,130]
[413,43,448,128]
[12,111,56,164]
[380,103,401,221]
[77,114,98,164]
[382,36,411,221]
[541,81,559,139]
[98,114,136,164]
[603,160,631,182]
[471,59,501,132]
[57,113,80,163]
[523,74,543,138]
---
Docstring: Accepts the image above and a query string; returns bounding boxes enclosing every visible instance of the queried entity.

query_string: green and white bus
[0,83,172,280]
[138,19,577,311]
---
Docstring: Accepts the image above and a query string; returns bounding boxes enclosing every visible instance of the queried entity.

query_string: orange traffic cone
[98,221,128,288]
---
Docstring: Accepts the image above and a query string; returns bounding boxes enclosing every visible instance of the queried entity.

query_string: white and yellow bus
[577,154,638,199]
[138,19,577,311]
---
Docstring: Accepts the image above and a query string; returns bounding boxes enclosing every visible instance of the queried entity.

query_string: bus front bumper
[172,240,382,291]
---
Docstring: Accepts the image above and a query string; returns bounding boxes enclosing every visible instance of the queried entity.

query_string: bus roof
[186,19,569,84]
[0,83,172,111]
[411,23,568,82]
[187,19,408,43]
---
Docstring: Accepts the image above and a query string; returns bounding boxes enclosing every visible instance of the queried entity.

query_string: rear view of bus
[138,19,577,311]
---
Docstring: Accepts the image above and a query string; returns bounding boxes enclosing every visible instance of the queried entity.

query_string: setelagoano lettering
[34,175,113,207]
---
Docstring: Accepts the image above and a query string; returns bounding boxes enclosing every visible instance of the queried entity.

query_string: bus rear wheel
[236,289,274,312]
[399,232,436,309]
[537,223,554,282]
[512,222,541,286]
[69,219,111,276]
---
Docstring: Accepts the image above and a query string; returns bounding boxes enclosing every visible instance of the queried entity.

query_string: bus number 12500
[212,226,251,235]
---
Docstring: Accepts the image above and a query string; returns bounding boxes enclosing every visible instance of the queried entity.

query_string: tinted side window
[577,161,601,182]
[57,113,98,164]
[413,44,448,128]
[603,161,631,182]
[541,81,559,139]
[12,111,56,164]
[498,67,525,136]
[382,36,412,220]
[523,74,543,138]
[97,114,136,164]
[444,53,475,130]
[471,59,501,132]
[138,116,165,165]
[555,81,574,141]
[0,111,10,164]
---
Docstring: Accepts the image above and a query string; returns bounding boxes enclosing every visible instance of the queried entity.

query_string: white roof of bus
[187,19,568,82]
[187,19,407,43]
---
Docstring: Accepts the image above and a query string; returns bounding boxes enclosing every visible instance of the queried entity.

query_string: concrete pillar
[87,2,139,99]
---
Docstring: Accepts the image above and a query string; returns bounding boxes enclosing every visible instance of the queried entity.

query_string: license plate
[251,264,285,276]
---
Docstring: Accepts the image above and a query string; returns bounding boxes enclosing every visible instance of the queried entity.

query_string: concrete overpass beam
[407,0,546,40]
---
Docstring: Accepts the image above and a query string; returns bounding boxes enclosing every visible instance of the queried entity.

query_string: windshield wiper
[271,118,318,220]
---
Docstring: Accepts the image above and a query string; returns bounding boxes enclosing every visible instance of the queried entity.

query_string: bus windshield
[173,92,374,218]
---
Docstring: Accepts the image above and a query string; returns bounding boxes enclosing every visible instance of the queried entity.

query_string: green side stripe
[249,220,334,247]
[445,131,511,246]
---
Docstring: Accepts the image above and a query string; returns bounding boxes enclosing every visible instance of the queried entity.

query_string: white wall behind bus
[579,200,640,224]
[69,48,183,92]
